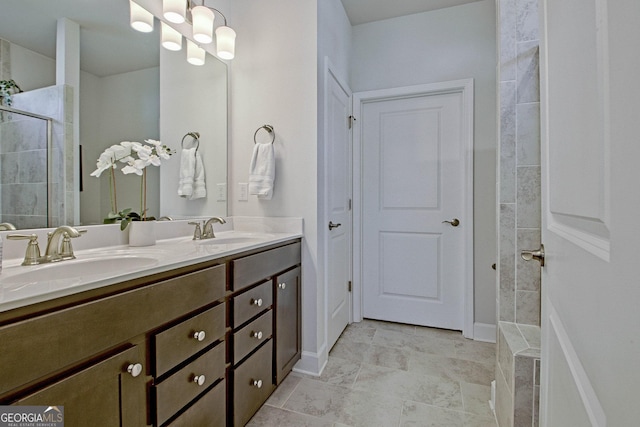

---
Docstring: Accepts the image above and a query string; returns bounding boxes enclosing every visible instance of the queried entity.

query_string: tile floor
[248,319,498,427]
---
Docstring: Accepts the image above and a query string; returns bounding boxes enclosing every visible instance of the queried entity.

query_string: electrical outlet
[239,183,248,201]
[216,183,226,201]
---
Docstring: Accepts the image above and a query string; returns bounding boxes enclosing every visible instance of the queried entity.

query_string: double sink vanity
[0,217,303,426]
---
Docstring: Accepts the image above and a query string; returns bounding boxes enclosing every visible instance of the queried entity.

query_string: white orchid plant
[90,139,173,229]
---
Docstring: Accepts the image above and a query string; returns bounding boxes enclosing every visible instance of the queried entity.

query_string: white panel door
[360,88,468,330]
[539,0,640,425]
[325,64,352,351]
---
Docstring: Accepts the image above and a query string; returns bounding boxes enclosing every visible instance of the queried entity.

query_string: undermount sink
[1,255,158,287]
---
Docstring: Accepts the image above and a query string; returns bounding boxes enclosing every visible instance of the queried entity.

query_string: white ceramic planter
[128,221,156,247]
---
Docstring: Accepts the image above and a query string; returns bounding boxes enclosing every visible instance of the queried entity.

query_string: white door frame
[352,79,475,338]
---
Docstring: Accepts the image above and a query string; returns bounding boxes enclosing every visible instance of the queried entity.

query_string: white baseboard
[292,346,328,377]
[474,322,497,343]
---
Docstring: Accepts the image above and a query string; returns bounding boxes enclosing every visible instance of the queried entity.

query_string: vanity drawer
[233,280,272,327]
[155,303,226,376]
[155,341,225,426]
[167,379,226,427]
[0,263,226,397]
[234,310,273,365]
[233,340,274,427]
[232,242,301,291]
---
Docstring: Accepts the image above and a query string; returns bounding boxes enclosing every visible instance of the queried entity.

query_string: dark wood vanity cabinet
[0,239,301,427]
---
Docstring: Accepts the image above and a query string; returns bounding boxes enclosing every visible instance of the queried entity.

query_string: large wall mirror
[0,0,227,229]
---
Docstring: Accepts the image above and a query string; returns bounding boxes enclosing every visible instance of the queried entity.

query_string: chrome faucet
[43,226,86,263]
[202,217,226,239]
[7,226,86,265]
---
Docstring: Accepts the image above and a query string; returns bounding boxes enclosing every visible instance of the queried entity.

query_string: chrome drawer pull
[127,363,143,378]
[193,374,206,386]
[251,330,263,340]
[192,330,206,342]
[250,298,263,307]
[278,282,286,289]
[251,379,263,389]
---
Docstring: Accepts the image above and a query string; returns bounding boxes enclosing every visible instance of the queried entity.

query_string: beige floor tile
[414,325,467,342]
[314,356,362,387]
[455,340,497,365]
[373,328,458,357]
[400,401,465,427]
[362,344,410,371]
[266,373,303,407]
[329,339,371,363]
[338,325,376,343]
[354,363,464,411]
[247,405,333,427]
[409,352,495,386]
[283,378,404,427]
[460,381,494,418]
[361,318,417,334]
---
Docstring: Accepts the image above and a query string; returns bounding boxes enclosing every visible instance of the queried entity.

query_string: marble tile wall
[1,84,73,228]
[496,322,540,427]
[497,0,541,327]
[496,0,541,425]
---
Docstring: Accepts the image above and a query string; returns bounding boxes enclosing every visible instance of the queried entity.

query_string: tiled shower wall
[497,0,541,326]
[496,0,541,426]
[0,38,73,228]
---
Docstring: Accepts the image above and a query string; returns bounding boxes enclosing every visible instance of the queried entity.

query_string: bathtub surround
[496,0,541,425]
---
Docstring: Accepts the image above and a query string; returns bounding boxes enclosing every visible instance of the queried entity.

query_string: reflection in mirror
[0,0,227,229]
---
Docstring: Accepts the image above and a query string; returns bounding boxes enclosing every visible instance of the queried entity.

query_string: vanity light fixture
[187,40,206,66]
[161,22,183,51]
[130,0,154,33]
[130,0,236,61]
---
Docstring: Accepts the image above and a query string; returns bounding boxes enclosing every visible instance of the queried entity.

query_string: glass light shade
[215,26,236,60]
[192,6,215,44]
[161,22,182,51]
[163,0,186,24]
[187,40,206,66]
[130,1,154,33]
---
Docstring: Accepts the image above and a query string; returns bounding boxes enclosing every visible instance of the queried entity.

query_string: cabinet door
[274,267,301,384]
[16,345,147,427]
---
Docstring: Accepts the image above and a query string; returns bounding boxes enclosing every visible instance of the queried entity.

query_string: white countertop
[0,217,303,313]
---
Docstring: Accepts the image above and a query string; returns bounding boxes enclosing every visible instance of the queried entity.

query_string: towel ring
[181,132,200,150]
[254,125,275,145]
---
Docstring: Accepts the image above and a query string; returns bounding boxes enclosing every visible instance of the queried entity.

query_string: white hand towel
[178,148,196,198]
[249,143,275,200]
[191,151,207,199]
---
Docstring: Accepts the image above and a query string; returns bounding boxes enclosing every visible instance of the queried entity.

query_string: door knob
[521,244,545,267]
[329,221,342,230]
[442,218,460,227]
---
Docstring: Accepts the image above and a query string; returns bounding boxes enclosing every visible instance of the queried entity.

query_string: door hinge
[348,281,352,292]
[348,115,356,129]
[348,198,352,211]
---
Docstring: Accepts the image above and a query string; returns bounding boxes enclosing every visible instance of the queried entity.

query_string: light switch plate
[216,183,226,201]
[239,183,248,201]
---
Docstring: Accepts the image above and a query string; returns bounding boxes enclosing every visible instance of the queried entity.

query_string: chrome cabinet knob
[278,282,286,289]
[251,298,263,307]
[193,375,206,386]
[251,379,263,388]
[193,330,206,342]
[127,363,143,378]
[251,330,263,340]
[442,218,460,227]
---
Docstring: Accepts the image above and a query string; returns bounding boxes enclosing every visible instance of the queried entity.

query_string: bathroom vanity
[0,223,302,427]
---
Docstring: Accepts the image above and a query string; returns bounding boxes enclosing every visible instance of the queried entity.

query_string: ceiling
[0,0,158,77]
[0,0,484,78]
[340,0,484,25]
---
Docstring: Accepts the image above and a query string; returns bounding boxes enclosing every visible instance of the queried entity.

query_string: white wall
[350,0,497,327]
[225,0,321,371]
[9,43,56,91]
